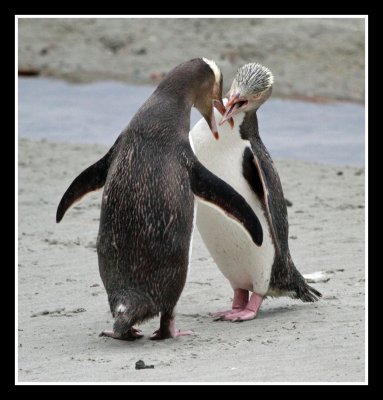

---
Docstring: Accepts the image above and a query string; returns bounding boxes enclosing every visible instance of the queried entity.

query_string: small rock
[337,171,343,176]
[99,36,125,53]
[135,360,154,370]
[323,295,337,300]
[71,308,86,314]
[326,269,344,274]
[90,284,100,287]
[134,47,147,55]
[31,308,65,317]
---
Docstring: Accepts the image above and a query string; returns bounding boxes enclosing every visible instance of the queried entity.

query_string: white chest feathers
[190,111,275,294]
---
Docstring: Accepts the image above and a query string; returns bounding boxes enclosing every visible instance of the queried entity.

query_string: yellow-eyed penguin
[56,58,264,339]
[191,63,321,322]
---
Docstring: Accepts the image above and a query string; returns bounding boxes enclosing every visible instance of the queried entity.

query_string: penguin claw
[209,310,229,317]
[150,329,164,340]
[130,327,144,338]
[99,327,144,341]
[150,328,193,340]
[222,309,258,322]
[210,308,243,319]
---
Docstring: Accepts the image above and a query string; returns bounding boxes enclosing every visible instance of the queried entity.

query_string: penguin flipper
[56,136,121,223]
[189,160,263,246]
[56,156,109,223]
[242,146,281,255]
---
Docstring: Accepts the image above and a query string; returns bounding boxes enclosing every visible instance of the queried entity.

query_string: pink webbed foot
[221,309,258,322]
[221,292,263,322]
[211,288,249,320]
[99,326,144,341]
[150,311,193,340]
[210,309,240,319]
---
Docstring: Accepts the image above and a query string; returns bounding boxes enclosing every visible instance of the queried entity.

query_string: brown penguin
[56,58,263,340]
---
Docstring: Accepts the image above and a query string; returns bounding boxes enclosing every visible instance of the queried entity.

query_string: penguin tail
[285,256,323,302]
[110,291,159,335]
[298,283,322,302]
[292,268,322,302]
[276,258,323,303]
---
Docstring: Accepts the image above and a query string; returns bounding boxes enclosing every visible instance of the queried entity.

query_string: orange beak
[213,99,234,129]
[219,93,248,126]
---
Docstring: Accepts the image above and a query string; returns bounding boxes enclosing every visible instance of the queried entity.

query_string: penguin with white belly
[191,63,321,322]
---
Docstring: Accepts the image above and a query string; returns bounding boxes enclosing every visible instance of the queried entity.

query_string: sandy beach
[17,17,366,383]
[18,139,365,383]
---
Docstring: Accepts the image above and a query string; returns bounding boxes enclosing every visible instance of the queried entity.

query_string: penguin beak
[213,99,234,129]
[210,103,220,140]
[219,93,248,126]
[201,100,220,140]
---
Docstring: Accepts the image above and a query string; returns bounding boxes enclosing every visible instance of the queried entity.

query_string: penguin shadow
[97,332,193,347]
[256,307,295,320]
[95,318,192,347]
[208,307,293,322]
[254,302,320,320]
[97,335,146,348]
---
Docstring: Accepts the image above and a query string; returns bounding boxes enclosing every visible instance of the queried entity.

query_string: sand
[18,17,365,102]
[17,138,365,383]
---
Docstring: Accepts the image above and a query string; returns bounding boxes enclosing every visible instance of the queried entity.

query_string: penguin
[56,58,264,340]
[190,63,321,322]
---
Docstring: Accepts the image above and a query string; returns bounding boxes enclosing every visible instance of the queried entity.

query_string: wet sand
[17,139,365,383]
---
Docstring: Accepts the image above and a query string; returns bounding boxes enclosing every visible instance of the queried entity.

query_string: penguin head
[156,58,225,139]
[220,63,273,126]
